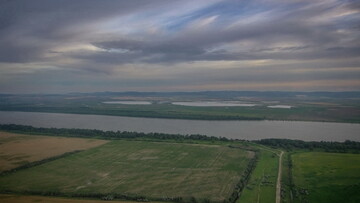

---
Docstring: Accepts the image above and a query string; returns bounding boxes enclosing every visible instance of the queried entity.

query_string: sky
[0,0,359,93]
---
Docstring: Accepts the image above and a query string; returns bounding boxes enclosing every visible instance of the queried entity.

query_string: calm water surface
[172,101,256,107]
[267,105,292,109]
[0,111,359,141]
[102,101,152,105]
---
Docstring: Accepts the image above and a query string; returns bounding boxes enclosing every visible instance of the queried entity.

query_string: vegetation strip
[0,150,83,177]
[287,153,295,202]
[2,125,360,150]
[0,124,231,142]
[229,152,258,203]
[0,194,148,203]
[237,147,279,203]
[255,138,360,152]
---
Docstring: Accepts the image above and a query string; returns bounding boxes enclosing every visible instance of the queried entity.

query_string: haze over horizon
[1,0,359,93]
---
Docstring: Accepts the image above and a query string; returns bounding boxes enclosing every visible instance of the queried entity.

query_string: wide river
[0,111,359,141]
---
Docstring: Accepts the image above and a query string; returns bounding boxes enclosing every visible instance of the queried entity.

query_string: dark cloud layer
[0,0,359,93]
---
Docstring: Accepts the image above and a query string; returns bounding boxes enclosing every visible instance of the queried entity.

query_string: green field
[1,91,359,123]
[291,152,360,203]
[238,147,279,203]
[2,103,359,122]
[0,140,254,202]
[280,152,291,203]
[1,127,360,203]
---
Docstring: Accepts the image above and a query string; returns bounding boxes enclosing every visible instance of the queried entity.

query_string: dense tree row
[0,150,82,177]
[255,138,360,152]
[0,189,184,202]
[0,188,231,203]
[0,124,230,142]
[0,106,264,121]
[226,153,258,203]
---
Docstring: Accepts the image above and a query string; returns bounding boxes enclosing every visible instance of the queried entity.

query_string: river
[0,111,359,141]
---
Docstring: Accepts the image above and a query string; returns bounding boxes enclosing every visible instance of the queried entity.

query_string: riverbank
[1,111,359,141]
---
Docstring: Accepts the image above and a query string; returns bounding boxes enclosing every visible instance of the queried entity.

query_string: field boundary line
[0,150,83,177]
[226,146,259,203]
[276,151,284,203]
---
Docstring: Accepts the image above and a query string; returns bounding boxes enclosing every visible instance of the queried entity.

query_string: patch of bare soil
[0,131,108,172]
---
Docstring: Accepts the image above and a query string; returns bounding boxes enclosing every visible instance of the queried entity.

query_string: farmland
[0,132,107,172]
[1,91,359,123]
[0,127,360,203]
[0,139,254,202]
[0,194,152,203]
[291,152,360,203]
[237,147,279,203]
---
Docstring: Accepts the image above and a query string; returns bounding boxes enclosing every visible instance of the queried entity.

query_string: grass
[280,152,292,203]
[0,140,253,202]
[237,147,279,203]
[0,132,107,172]
[1,91,360,123]
[291,152,360,203]
[2,101,360,122]
[0,194,165,203]
[2,131,359,203]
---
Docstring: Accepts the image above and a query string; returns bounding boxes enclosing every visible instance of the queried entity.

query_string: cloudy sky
[0,0,359,93]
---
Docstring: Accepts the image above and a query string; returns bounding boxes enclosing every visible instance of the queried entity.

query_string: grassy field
[0,140,253,202]
[1,91,359,122]
[1,130,359,203]
[237,147,279,203]
[2,103,359,122]
[0,132,107,172]
[291,152,360,203]
[280,152,292,203]
[0,194,159,203]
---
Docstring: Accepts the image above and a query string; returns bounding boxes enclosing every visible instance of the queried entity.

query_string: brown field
[0,194,160,203]
[0,131,108,172]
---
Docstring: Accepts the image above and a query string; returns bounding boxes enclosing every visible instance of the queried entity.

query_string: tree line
[0,124,230,142]
[0,150,82,177]
[255,138,360,152]
[226,152,258,203]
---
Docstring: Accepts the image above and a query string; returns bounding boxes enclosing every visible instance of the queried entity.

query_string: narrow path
[276,151,284,203]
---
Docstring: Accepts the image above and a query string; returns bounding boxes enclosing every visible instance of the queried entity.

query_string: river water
[0,111,359,141]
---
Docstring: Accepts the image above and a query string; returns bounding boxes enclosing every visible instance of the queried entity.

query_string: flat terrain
[1,91,359,122]
[275,151,283,203]
[2,103,359,123]
[0,194,155,203]
[280,152,292,203]
[292,152,360,203]
[0,140,253,202]
[237,148,279,203]
[0,132,108,172]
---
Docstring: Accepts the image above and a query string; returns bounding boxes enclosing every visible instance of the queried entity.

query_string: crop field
[237,148,279,203]
[0,132,107,172]
[291,152,360,203]
[0,194,154,203]
[0,140,254,202]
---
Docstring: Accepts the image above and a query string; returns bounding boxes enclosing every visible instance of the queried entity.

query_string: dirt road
[276,151,284,203]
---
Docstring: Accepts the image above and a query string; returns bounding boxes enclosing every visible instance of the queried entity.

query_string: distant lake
[172,101,256,107]
[267,105,292,109]
[0,111,359,142]
[103,101,152,105]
